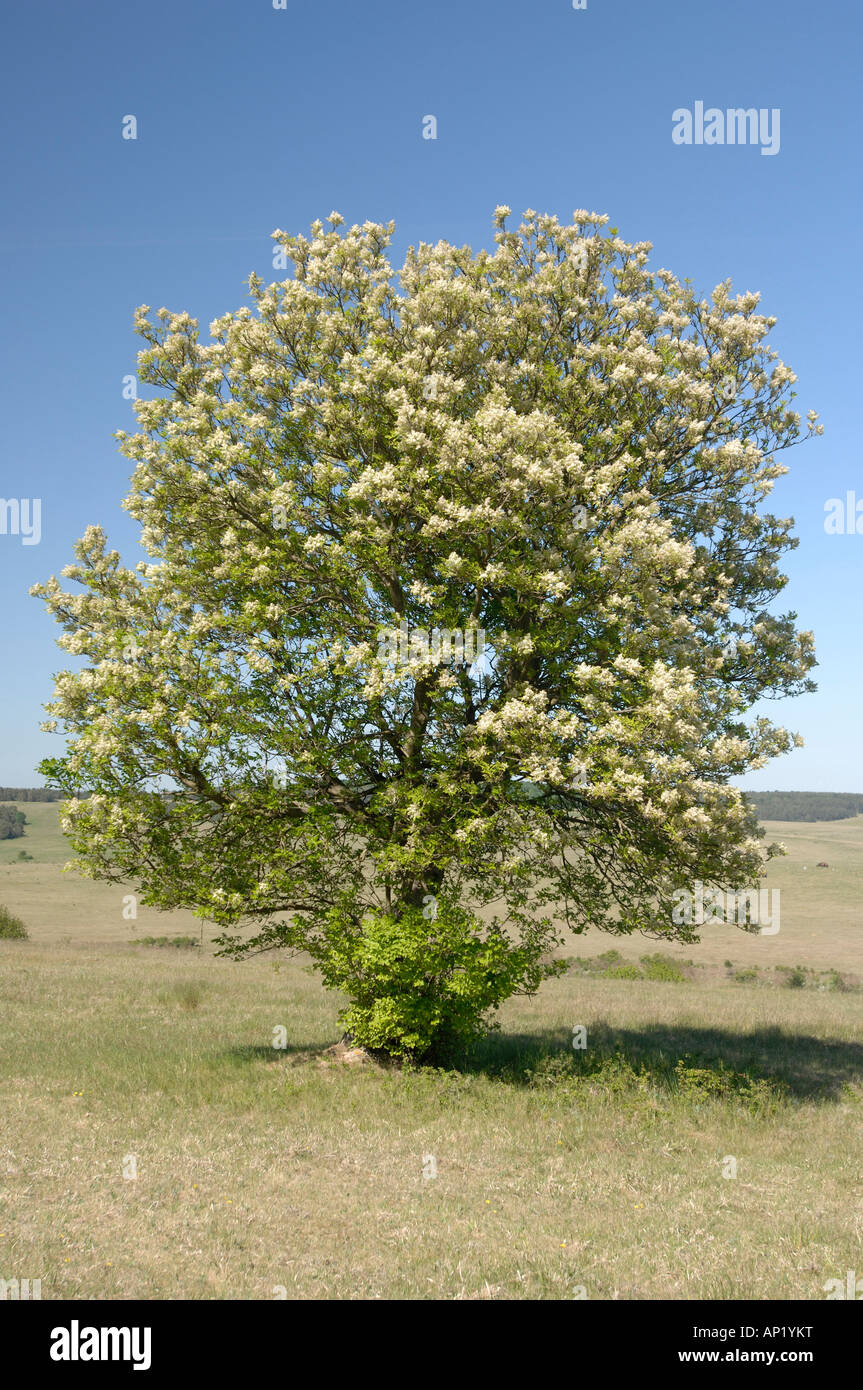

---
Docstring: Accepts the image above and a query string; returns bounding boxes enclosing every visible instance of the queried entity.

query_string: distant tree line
[0,805,28,839]
[0,787,63,802]
[744,791,863,822]
[3,783,859,825]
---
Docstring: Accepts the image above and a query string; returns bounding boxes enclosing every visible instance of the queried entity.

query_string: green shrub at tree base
[317,903,567,1061]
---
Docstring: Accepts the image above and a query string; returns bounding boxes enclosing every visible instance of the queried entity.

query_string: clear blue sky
[1,0,860,790]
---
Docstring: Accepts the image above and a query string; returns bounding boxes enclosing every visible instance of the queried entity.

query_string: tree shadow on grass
[461,1019,863,1102]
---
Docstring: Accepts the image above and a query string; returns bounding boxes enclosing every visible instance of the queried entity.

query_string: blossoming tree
[34,209,818,1059]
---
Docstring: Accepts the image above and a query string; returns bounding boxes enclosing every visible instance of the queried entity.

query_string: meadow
[1,805,862,1300]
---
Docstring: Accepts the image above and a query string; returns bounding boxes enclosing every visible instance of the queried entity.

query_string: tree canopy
[33,208,818,1058]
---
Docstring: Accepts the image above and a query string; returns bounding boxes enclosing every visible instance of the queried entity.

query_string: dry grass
[1,809,862,1299]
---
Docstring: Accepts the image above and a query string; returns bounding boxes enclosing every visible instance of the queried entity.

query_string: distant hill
[0,787,63,802]
[744,791,863,822]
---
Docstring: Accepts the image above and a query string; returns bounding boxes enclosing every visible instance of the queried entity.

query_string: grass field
[2,806,862,1300]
